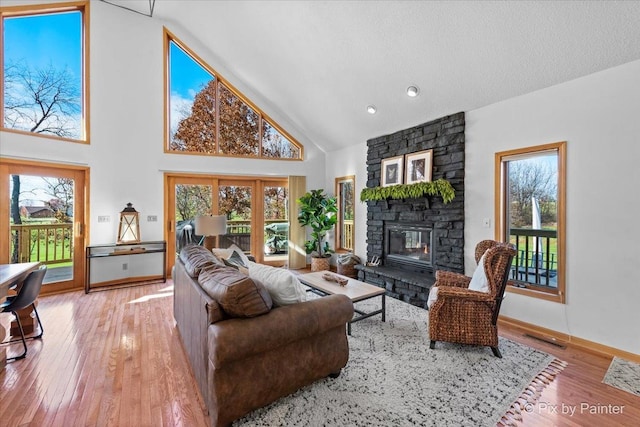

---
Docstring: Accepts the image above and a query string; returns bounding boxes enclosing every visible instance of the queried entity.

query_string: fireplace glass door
[385,224,432,269]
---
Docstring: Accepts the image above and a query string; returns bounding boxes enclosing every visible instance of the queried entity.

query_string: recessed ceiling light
[406,85,419,97]
[367,105,377,114]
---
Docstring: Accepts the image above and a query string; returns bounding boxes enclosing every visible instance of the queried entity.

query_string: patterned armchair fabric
[428,240,516,357]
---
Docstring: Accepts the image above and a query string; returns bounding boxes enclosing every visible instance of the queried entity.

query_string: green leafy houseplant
[297,189,338,258]
[359,178,456,203]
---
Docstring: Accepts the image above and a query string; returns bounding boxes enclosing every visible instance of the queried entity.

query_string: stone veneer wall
[359,112,465,308]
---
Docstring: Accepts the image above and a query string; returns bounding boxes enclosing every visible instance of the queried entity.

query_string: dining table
[0,262,42,370]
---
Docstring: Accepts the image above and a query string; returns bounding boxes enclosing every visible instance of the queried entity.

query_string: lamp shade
[195,215,227,236]
[195,215,227,250]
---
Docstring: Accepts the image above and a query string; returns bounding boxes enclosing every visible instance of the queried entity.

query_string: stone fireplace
[355,112,465,309]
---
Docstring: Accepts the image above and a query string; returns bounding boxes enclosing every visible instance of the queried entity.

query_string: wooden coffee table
[298,271,386,335]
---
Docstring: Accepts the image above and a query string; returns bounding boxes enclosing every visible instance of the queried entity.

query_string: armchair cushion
[427,286,438,309]
[467,252,489,293]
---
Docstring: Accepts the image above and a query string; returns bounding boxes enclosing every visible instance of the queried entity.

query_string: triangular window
[165,29,303,160]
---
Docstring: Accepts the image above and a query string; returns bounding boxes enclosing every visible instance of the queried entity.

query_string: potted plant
[297,189,338,271]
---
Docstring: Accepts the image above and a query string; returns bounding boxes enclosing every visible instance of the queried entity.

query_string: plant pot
[311,256,330,272]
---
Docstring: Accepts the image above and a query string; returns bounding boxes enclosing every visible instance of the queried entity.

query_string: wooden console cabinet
[85,241,166,293]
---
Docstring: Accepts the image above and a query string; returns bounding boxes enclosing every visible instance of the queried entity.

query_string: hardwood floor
[1,282,638,426]
[1,283,208,427]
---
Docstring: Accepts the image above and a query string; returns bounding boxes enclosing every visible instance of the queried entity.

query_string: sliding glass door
[165,174,289,273]
[1,160,87,293]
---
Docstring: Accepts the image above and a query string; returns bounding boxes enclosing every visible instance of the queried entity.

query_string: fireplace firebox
[384,223,433,272]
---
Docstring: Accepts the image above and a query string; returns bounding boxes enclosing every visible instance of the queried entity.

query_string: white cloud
[169,91,194,138]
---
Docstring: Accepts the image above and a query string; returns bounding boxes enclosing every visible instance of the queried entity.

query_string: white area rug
[603,357,640,397]
[234,295,564,426]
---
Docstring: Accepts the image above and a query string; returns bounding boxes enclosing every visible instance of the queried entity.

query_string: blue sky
[4,11,81,76]
[169,41,213,100]
[5,12,207,102]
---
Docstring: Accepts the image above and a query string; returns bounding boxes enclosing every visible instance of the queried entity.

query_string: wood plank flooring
[1,281,638,426]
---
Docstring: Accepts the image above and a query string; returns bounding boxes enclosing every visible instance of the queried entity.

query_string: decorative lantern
[117,203,141,244]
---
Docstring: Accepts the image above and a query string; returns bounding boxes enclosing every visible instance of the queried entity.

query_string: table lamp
[195,215,227,251]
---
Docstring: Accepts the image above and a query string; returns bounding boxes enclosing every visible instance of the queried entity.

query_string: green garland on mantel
[360,179,456,204]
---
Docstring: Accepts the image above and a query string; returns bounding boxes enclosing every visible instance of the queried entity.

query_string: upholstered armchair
[428,240,516,357]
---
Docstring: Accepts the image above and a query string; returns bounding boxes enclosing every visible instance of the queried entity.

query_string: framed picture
[405,149,433,184]
[381,155,404,187]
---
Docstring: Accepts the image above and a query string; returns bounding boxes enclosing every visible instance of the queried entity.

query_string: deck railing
[509,228,558,288]
[10,223,73,265]
[221,219,289,252]
[343,220,354,250]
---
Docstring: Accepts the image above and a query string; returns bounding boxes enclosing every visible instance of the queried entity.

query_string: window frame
[335,175,355,253]
[494,141,566,304]
[0,1,90,144]
[163,28,303,160]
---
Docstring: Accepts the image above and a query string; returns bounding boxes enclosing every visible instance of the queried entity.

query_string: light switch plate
[98,215,110,223]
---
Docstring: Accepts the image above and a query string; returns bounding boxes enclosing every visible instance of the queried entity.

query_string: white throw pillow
[468,252,490,293]
[247,261,307,306]
[211,247,231,260]
[213,244,251,269]
[427,286,439,309]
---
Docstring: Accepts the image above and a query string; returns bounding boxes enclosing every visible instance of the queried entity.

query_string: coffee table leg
[382,294,386,322]
[347,321,351,336]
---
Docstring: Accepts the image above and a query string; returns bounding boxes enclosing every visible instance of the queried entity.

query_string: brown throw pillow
[198,265,272,318]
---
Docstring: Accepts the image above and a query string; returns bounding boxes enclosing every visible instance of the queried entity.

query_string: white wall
[1,0,326,245]
[327,60,640,354]
[466,59,640,354]
[325,142,368,263]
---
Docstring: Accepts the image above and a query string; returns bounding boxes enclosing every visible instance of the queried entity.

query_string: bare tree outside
[3,60,81,139]
[508,157,557,227]
[41,178,74,223]
[262,121,300,159]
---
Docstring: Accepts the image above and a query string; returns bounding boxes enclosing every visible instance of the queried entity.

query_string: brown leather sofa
[173,245,354,427]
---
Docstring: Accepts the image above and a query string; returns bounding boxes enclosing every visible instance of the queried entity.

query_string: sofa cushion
[179,244,224,277]
[247,261,307,306]
[198,264,273,318]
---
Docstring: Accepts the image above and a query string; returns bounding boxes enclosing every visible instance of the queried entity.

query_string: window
[495,141,566,303]
[1,2,88,142]
[335,175,355,252]
[164,28,303,160]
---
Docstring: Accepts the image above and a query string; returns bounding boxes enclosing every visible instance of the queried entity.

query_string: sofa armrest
[208,294,353,367]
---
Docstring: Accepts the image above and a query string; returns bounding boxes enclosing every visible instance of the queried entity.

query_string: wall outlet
[147,215,158,222]
[482,218,491,228]
[98,215,110,223]
[122,263,128,271]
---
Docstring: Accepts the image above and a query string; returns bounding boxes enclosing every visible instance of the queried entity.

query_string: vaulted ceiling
[104,1,640,152]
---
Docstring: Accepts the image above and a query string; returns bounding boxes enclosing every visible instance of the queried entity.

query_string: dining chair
[1,265,47,361]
